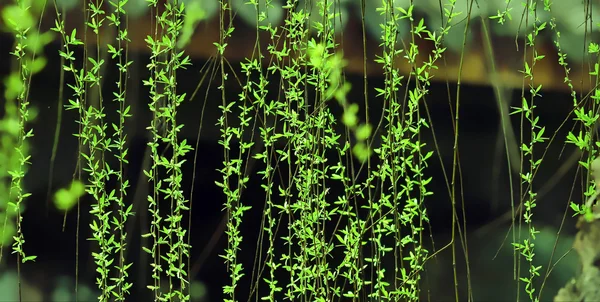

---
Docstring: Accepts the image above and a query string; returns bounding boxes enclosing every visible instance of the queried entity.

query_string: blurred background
[0,0,597,300]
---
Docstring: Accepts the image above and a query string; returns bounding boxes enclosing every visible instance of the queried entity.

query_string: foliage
[0,0,597,301]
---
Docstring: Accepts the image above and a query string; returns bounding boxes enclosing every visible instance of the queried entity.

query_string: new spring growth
[585,156,600,218]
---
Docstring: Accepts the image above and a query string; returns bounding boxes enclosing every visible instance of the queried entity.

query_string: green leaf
[1,5,35,33]
[53,180,86,211]
[355,124,372,141]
